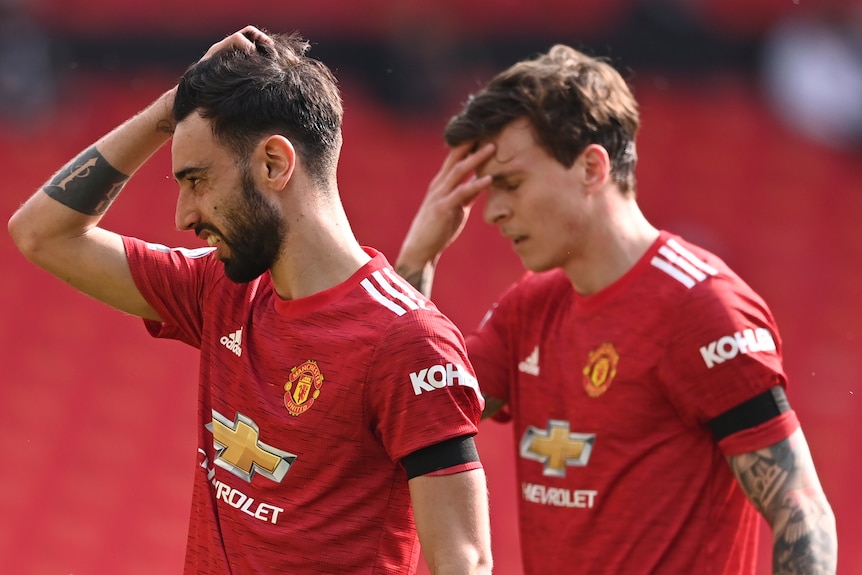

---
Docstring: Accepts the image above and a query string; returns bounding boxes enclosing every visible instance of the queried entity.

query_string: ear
[257,135,296,190]
[580,144,611,191]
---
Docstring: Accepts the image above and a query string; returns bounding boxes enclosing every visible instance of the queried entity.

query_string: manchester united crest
[582,343,619,398]
[284,360,324,416]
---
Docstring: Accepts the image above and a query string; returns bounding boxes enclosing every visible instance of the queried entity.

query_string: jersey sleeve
[465,279,524,419]
[365,308,485,464]
[123,236,215,347]
[658,273,799,451]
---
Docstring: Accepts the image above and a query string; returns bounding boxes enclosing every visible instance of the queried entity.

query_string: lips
[506,232,526,246]
[196,228,221,247]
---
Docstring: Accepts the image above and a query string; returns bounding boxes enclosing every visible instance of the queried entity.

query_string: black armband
[43,146,129,216]
[401,435,480,479]
[707,386,791,441]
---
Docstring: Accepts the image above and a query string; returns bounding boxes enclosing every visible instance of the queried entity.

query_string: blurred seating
[2,60,860,575]
[23,0,632,37]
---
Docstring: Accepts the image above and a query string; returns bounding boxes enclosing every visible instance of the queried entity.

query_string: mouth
[507,233,527,247]
[196,227,224,249]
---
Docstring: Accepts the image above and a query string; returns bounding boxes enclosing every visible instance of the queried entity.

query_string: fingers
[238,25,274,48]
[201,26,274,61]
[432,142,495,206]
[440,143,495,186]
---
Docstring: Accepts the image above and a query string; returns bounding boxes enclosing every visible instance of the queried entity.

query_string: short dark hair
[174,31,343,186]
[445,45,640,193]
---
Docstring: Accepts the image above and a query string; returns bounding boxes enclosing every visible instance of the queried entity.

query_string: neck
[269,193,371,300]
[565,199,659,296]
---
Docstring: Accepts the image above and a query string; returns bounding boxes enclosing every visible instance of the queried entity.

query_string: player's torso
[510,279,688,499]
[190,286,415,573]
[504,241,757,575]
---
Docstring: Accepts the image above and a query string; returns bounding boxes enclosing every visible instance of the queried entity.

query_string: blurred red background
[1,1,860,573]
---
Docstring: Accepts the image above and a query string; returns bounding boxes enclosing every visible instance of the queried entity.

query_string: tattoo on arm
[481,395,506,420]
[43,146,129,216]
[729,429,837,575]
[156,119,175,135]
[396,263,433,298]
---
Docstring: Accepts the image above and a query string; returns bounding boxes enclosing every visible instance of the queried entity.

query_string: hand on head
[199,25,275,62]
[398,142,495,271]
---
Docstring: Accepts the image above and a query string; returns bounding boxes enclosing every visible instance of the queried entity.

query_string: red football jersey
[124,238,484,575]
[470,231,799,575]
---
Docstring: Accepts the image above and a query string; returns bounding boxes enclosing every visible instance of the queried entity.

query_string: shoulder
[497,269,571,307]
[351,255,465,343]
[649,232,767,310]
[654,233,781,351]
[124,236,219,274]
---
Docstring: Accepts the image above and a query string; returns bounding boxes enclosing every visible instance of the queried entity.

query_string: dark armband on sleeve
[707,386,791,441]
[401,435,480,480]
[43,146,129,216]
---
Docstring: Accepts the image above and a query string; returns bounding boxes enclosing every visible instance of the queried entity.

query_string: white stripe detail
[651,238,719,288]
[371,270,420,311]
[666,238,718,276]
[658,245,707,282]
[381,267,427,309]
[361,278,408,316]
[651,256,696,288]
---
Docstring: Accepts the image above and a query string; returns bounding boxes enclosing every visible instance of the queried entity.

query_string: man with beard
[8,27,492,575]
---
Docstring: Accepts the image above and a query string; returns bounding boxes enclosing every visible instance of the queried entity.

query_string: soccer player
[8,27,492,575]
[395,44,837,574]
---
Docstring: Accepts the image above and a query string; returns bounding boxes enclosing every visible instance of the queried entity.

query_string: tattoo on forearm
[730,432,837,574]
[157,119,175,135]
[396,264,432,298]
[43,146,129,216]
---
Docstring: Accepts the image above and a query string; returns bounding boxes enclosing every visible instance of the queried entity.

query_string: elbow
[425,548,493,575]
[475,554,493,575]
[8,206,58,266]
[8,208,36,259]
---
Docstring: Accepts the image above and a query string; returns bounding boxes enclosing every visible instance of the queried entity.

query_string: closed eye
[491,177,520,192]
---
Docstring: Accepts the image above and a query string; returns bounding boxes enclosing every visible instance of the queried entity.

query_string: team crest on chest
[582,343,619,398]
[284,360,324,416]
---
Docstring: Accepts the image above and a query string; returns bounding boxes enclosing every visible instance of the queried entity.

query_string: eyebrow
[488,169,522,183]
[173,166,207,182]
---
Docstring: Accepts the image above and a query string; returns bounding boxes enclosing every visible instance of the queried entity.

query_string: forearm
[409,470,493,575]
[90,87,176,177]
[9,88,175,252]
[771,502,837,575]
[395,257,436,298]
[729,429,837,575]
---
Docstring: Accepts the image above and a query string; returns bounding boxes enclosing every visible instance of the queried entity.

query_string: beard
[203,168,286,284]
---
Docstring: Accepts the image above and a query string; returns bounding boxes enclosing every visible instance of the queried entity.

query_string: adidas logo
[518,346,540,376]
[220,328,243,357]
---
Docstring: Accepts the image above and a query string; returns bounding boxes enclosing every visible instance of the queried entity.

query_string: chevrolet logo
[520,420,595,477]
[207,410,297,483]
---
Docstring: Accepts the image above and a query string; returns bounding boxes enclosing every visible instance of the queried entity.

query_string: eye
[495,179,520,192]
[186,176,205,192]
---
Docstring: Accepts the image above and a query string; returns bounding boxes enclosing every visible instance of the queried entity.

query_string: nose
[175,188,201,231]
[482,188,511,226]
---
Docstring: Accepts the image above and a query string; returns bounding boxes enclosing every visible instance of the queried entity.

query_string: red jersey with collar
[123,238,484,575]
[470,231,798,575]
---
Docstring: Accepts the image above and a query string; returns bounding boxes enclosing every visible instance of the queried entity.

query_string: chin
[520,255,554,274]
[223,261,266,284]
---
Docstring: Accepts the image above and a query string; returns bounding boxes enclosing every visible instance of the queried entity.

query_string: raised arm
[409,469,493,575]
[7,27,272,320]
[396,143,494,297]
[728,428,837,575]
[8,90,175,319]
